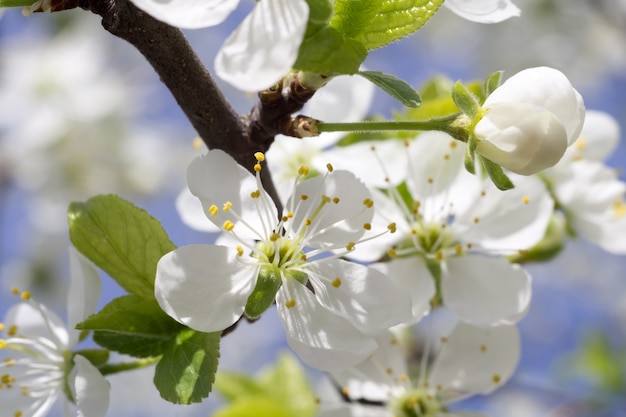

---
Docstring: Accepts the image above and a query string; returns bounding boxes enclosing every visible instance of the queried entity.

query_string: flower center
[254,235,308,284]
[389,387,445,417]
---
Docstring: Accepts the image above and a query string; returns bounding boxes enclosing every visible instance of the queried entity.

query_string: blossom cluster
[2,0,624,416]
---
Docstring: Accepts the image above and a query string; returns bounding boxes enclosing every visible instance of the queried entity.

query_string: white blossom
[0,248,109,417]
[323,323,520,417]
[473,67,585,175]
[215,0,309,92]
[444,0,520,24]
[127,0,240,29]
[348,132,552,326]
[546,111,626,254]
[155,149,412,371]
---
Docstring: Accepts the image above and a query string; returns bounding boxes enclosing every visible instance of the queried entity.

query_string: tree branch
[77,0,296,208]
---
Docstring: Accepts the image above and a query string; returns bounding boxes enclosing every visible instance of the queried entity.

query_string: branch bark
[76,0,317,210]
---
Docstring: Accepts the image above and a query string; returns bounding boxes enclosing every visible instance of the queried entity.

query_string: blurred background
[1,0,625,416]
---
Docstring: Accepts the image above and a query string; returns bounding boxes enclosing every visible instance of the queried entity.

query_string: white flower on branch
[0,248,109,417]
[322,323,520,417]
[347,133,553,326]
[155,149,413,371]
[444,0,521,24]
[473,67,586,175]
[546,111,626,254]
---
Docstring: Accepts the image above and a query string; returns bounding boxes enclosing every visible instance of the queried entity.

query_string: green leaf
[451,81,481,120]
[0,0,36,6]
[305,0,333,23]
[294,25,367,74]
[213,398,295,417]
[358,71,422,108]
[68,194,176,300]
[77,295,185,358]
[154,329,221,404]
[259,354,317,417]
[347,0,445,50]
[330,0,381,39]
[215,373,266,402]
[484,70,503,98]
[479,156,515,191]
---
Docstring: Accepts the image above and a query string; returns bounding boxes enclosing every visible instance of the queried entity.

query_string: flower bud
[473,67,585,175]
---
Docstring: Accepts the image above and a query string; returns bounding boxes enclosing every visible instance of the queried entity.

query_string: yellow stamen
[346,242,356,251]
[387,248,397,258]
[8,325,17,337]
[332,278,342,288]
[223,220,235,231]
[326,163,334,172]
[250,190,261,199]
[298,166,309,176]
[254,163,262,172]
[208,205,219,216]
[223,201,233,211]
[300,194,309,201]
[522,196,530,204]
[363,223,372,230]
[20,291,30,301]
[332,197,340,204]
[492,374,501,383]
[236,246,244,257]
[363,198,374,208]
[192,137,203,149]
[387,223,397,233]
[285,299,296,309]
[254,152,265,162]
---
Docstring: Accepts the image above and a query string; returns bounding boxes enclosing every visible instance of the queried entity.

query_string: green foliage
[294,26,368,74]
[68,194,176,300]
[295,0,444,74]
[0,0,36,6]
[154,329,221,404]
[214,354,317,417]
[508,215,565,264]
[331,0,445,50]
[358,71,422,108]
[77,295,185,358]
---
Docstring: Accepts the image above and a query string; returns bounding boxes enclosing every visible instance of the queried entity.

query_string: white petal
[452,173,553,252]
[561,110,620,163]
[308,259,413,332]
[287,170,373,248]
[484,67,585,145]
[187,150,277,240]
[331,331,408,403]
[304,74,376,147]
[175,187,220,233]
[442,257,531,326]
[347,188,410,263]
[71,355,110,417]
[276,280,377,371]
[215,0,309,92]
[474,102,569,175]
[155,244,258,332]
[128,0,239,29]
[67,247,102,347]
[444,0,520,23]
[371,257,435,323]
[322,140,409,188]
[4,302,69,350]
[429,322,520,399]
[405,132,465,217]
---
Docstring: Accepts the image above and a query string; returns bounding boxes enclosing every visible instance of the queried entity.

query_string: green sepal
[294,25,367,75]
[508,215,565,264]
[464,137,477,175]
[424,256,443,307]
[0,0,36,6]
[332,0,445,50]
[68,194,176,300]
[451,81,481,120]
[358,71,422,108]
[154,329,221,404]
[479,156,515,191]
[77,295,185,358]
[244,268,282,320]
[484,71,503,98]
[73,349,110,368]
